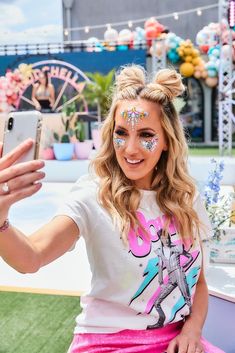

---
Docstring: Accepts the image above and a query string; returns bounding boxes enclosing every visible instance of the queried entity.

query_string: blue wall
[0,50,146,76]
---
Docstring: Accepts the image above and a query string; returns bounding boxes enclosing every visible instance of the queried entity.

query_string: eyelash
[114,130,155,138]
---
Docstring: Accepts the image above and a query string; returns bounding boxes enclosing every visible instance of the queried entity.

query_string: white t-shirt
[56,175,212,333]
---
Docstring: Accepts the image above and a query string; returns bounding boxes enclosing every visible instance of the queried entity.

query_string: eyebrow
[115,125,156,132]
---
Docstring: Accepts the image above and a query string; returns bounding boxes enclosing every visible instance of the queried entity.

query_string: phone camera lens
[7,117,14,131]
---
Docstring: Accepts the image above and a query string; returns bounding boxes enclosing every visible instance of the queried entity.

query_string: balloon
[86,37,102,52]
[150,41,164,56]
[167,50,180,63]
[194,71,201,79]
[144,17,158,29]
[185,55,192,63]
[117,44,128,51]
[205,77,218,87]
[179,63,194,77]
[192,57,201,66]
[201,70,208,78]
[133,27,146,49]
[199,45,209,54]
[104,28,118,42]
[207,69,217,77]
[145,25,158,40]
[118,29,132,44]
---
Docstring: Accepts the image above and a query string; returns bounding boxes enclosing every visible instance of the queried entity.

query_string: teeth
[126,159,141,164]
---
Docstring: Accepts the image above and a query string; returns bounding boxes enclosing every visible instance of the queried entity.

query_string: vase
[74,140,93,160]
[41,147,55,160]
[210,227,235,264]
[53,143,74,161]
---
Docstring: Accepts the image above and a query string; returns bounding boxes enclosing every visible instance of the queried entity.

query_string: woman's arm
[0,140,79,273]
[49,84,55,108]
[0,216,79,273]
[167,260,208,353]
[31,84,41,110]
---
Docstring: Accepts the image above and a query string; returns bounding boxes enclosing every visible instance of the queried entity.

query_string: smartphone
[2,111,42,163]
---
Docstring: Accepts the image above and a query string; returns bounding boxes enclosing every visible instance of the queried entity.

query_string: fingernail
[25,138,34,145]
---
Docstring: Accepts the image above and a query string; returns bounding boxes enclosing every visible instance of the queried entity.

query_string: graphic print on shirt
[128,211,200,328]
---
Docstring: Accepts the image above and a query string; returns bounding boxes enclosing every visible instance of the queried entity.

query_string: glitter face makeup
[140,136,159,152]
[113,136,126,148]
[121,107,149,130]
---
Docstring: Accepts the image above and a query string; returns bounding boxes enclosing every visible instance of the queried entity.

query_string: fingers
[0,159,45,184]
[0,171,45,196]
[2,182,43,209]
[166,340,204,353]
[0,139,34,170]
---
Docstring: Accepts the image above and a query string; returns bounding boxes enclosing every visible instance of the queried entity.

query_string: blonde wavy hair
[91,65,200,243]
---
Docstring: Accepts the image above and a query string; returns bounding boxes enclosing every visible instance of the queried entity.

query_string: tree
[84,70,115,121]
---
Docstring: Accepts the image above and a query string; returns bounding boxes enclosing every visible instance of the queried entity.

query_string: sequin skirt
[67,321,225,353]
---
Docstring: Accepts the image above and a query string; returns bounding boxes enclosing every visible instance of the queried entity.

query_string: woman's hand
[0,139,45,225]
[166,327,204,353]
[35,102,41,111]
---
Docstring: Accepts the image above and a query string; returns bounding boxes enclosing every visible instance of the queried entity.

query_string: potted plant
[40,127,55,160]
[53,96,76,161]
[203,159,235,264]
[74,119,93,159]
[83,70,114,150]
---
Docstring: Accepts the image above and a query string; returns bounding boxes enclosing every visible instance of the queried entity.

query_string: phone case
[2,111,42,163]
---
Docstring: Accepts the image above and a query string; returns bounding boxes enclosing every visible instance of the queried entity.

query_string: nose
[125,135,139,155]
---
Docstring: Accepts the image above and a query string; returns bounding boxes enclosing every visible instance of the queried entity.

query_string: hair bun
[115,65,145,92]
[154,69,185,100]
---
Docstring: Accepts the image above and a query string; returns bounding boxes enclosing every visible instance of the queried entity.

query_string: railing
[0,40,148,56]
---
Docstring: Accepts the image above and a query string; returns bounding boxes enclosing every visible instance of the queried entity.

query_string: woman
[32,70,55,111]
[0,66,224,353]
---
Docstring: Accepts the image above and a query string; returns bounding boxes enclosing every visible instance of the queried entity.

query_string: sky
[0,0,63,45]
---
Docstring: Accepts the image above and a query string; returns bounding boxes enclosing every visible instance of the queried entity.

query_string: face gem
[121,107,149,130]
[113,136,126,148]
[140,136,159,152]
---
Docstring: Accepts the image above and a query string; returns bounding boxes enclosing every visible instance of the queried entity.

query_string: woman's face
[38,73,46,84]
[113,98,168,190]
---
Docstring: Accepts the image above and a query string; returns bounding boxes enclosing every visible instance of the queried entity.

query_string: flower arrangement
[204,159,235,241]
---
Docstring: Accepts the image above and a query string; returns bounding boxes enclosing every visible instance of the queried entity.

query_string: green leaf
[61,134,70,143]
[53,132,59,142]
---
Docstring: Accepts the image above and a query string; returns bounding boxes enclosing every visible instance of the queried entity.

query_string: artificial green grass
[189,147,235,156]
[0,291,81,353]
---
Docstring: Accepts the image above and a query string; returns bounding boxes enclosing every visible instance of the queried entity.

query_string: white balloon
[104,28,118,42]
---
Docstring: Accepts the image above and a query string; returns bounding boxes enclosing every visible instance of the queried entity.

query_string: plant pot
[91,129,101,150]
[41,147,55,160]
[53,143,74,161]
[210,227,235,264]
[74,140,93,160]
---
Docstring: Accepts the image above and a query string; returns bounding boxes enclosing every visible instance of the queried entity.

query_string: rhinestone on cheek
[113,137,126,148]
[140,136,159,152]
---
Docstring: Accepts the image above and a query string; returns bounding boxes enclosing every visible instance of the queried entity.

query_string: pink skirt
[67,322,225,353]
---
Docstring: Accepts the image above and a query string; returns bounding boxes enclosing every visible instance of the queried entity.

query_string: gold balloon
[179,62,195,77]
[185,55,193,62]
[192,57,201,66]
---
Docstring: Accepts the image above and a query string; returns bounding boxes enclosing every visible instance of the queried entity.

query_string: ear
[163,143,168,151]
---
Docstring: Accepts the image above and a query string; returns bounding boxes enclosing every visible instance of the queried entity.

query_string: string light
[64,29,69,36]
[173,12,179,20]
[65,3,218,33]
[85,26,90,33]
[128,21,133,28]
[197,8,202,16]
[229,0,235,28]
